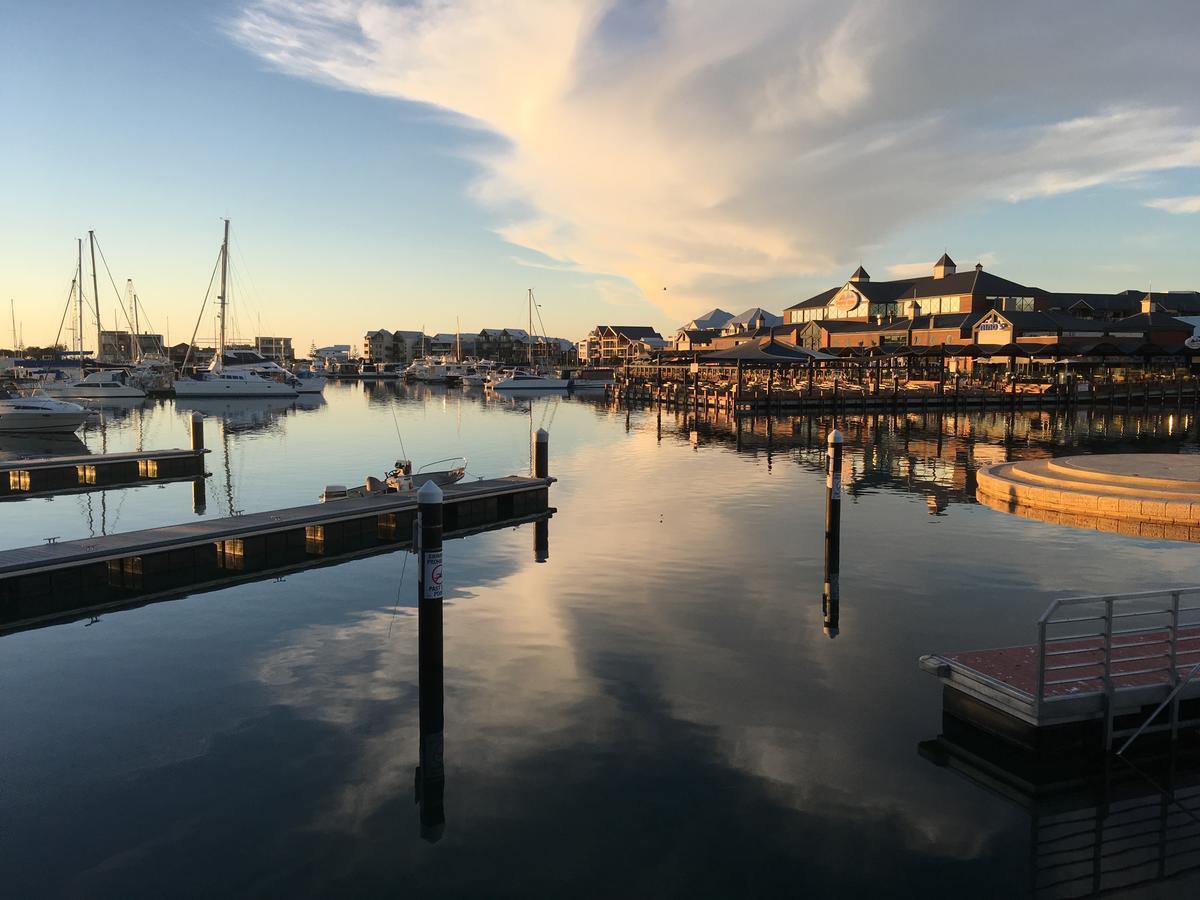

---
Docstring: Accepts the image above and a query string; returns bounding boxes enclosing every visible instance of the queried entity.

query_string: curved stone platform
[976,453,1200,543]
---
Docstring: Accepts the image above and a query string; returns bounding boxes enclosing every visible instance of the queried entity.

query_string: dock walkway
[0,476,553,629]
[0,448,207,499]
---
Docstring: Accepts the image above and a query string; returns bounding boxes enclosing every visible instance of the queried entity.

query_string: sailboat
[489,290,568,391]
[173,220,298,398]
[41,235,148,400]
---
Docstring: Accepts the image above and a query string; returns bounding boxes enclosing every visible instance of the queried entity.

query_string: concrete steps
[976,453,1200,541]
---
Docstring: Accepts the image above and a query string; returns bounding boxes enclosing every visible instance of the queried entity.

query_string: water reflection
[0,432,88,460]
[920,719,1200,897]
[9,388,1200,895]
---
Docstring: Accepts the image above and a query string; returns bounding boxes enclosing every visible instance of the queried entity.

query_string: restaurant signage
[835,290,860,312]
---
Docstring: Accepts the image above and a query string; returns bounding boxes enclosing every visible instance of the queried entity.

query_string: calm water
[3,382,1200,897]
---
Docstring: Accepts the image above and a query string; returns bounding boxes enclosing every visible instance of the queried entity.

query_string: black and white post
[823,429,843,638]
[415,480,445,842]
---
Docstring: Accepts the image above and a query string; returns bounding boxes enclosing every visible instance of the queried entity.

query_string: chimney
[975,262,983,273]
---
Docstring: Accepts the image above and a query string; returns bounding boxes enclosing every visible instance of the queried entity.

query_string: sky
[4,0,1200,353]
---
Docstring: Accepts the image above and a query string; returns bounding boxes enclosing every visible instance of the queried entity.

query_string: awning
[702,341,836,363]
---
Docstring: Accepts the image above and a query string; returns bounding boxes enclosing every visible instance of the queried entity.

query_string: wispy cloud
[1146,195,1200,214]
[231,0,1200,318]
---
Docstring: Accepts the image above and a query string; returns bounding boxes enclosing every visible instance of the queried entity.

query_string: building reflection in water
[666,406,1200,518]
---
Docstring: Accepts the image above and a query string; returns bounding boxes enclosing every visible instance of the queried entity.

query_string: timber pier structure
[607,365,1200,416]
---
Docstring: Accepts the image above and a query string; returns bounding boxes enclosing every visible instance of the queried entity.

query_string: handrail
[1035,587,1200,730]
[1040,587,1200,622]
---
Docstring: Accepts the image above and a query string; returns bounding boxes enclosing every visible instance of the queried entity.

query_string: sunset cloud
[232,0,1200,319]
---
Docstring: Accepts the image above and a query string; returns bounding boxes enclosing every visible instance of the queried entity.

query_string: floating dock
[0,476,553,632]
[921,588,1200,753]
[0,448,208,500]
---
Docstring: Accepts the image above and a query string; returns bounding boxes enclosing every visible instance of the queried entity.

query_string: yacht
[0,388,90,433]
[216,348,326,394]
[42,369,146,399]
[288,369,327,394]
[171,221,299,399]
[489,369,570,391]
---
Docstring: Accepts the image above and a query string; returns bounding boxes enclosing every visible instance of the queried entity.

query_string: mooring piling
[533,427,549,479]
[415,480,445,843]
[190,411,204,453]
[823,429,843,638]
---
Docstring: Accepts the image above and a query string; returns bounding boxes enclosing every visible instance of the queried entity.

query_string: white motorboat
[42,368,147,399]
[0,388,89,433]
[210,348,324,394]
[320,457,468,502]
[288,369,327,394]
[460,371,487,387]
[489,370,569,391]
[171,221,299,399]
[174,369,298,397]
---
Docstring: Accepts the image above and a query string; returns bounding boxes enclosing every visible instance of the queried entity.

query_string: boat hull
[173,379,297,398]
[491,377,570,390]
[43,385,147,399]
[0,410,89,433]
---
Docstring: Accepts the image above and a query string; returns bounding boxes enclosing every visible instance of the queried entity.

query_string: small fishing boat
[0,388,90,433]
[319,457,468,502]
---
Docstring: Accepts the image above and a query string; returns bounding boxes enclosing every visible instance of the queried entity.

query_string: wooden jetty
[921,588,1200,754]
[0,448,208,500]
[0,475,553,632]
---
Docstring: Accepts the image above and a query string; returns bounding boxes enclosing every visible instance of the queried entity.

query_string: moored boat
[320,457,468,501]
[0,388,90,433]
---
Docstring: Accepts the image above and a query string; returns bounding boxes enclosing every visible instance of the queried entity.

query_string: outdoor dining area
[616,337,1200,412]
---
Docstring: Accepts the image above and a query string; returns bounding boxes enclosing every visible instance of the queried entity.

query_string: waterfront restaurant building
[784,254,1199,361]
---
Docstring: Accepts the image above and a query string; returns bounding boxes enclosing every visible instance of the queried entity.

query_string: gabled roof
[786,270,1036,310]
[975,310,1105,333]
[685,308,735,330]
[480,328,505,337]
[678,328,721,341]
[727,307,783,327]
[606,325,663,340]
[1111,312,1192,330]
[1046,292,1139,312]
[787,287,841,311]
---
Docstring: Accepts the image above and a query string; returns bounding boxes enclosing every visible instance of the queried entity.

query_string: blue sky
[4,1,1200,351]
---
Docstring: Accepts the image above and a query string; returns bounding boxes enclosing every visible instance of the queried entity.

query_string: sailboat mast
[217,218,230,366]
[131,281,141,362]
[456,316,461,362]
[89,231,101,363]
[77,238,84,360]
[9,299,16,353]
[528,289,533,367]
